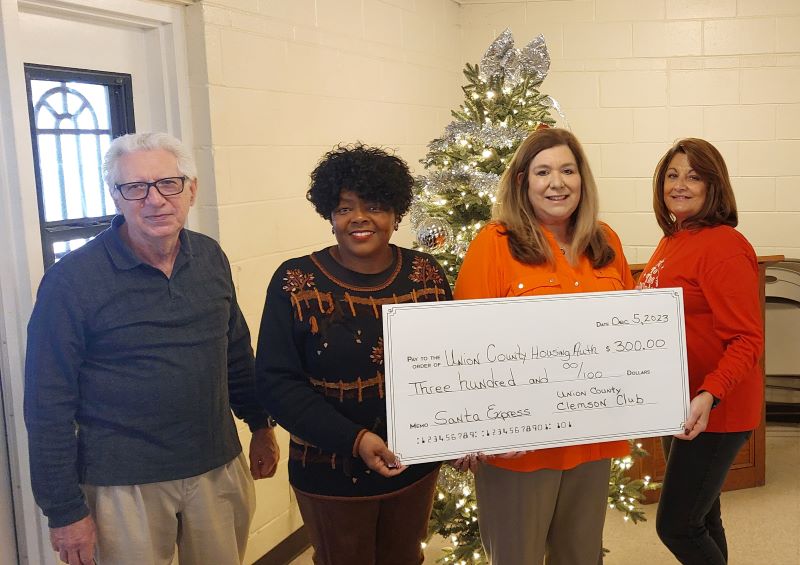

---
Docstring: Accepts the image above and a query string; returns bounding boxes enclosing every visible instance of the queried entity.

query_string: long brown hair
[653,138,738,236]
[493,128,614,267]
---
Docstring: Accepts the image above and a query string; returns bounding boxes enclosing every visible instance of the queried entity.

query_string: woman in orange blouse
[454,128,634,564]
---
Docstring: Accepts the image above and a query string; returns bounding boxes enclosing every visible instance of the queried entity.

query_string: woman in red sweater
[454,128,634,564]
[639,138,763,565]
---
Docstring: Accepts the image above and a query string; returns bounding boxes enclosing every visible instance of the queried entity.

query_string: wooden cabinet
[628,256,782,503]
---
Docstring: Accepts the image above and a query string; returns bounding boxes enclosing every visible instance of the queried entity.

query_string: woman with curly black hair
[255,144,451,565]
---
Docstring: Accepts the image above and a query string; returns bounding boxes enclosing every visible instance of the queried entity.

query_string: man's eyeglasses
[114,176,187,201]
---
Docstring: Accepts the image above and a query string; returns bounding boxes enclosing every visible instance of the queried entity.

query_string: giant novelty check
[382,289,690,465]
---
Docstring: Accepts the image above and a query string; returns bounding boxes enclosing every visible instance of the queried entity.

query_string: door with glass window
[18,5,174,268]
[3,5,191,564]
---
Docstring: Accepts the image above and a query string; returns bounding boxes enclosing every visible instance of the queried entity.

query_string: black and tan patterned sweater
[255,245,452,497]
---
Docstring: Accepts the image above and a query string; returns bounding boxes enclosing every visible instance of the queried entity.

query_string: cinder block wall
[186,0,800,561]
[459,0,800,263]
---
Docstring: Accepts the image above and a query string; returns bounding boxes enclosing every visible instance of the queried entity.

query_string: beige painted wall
[185,0,800,560]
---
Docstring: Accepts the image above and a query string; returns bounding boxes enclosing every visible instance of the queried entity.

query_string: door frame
[0,1,193,562]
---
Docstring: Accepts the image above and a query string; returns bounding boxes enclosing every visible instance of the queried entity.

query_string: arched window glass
[25,65,135,267]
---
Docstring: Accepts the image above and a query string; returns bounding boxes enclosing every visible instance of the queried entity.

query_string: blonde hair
[493,128,614,267]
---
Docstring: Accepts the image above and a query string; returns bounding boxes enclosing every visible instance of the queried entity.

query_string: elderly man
[24,132,279,565]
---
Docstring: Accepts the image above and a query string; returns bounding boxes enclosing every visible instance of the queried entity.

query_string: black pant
[655,431,751,564]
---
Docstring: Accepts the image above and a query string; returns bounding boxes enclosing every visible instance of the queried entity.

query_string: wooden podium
[629,255,784,503]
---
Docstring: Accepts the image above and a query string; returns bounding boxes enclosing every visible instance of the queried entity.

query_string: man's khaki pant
[83,452,255,565]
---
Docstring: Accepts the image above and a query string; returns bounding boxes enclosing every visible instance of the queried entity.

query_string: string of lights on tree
[412,30,661,563]
[409,29,559,284]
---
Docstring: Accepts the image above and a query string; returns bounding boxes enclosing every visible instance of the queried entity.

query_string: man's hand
[50,515,96,565]
[249,427,280,479]
[675,391,715,441]
[357,431,406,478]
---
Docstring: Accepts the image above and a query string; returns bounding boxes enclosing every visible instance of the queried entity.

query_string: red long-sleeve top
[638,225,763,432]
[454,222,634,472]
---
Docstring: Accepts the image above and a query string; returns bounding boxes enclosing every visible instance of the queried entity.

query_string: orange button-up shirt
[454,222,634,472]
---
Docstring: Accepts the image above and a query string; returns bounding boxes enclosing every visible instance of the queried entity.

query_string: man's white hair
[103,132,197,189]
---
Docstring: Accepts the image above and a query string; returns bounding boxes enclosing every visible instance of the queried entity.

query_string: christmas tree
[409,29,557,283]
[412,30,660,563]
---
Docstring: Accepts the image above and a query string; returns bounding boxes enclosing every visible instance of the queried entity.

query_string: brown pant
[475,458,611,565]
[293,470,439,565]
[83,453,255,565]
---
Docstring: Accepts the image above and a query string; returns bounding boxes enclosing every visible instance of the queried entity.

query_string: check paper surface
[382,289,690,464]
